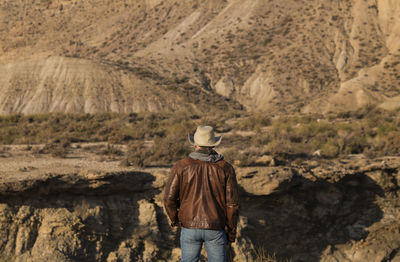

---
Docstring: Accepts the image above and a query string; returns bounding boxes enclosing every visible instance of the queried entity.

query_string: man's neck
[196,147,214,155]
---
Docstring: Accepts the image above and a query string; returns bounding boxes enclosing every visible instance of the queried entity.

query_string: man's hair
[198,146,215,153]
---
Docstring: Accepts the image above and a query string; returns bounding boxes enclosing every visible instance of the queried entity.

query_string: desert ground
[1,0,400,261]
[0,139,399,261]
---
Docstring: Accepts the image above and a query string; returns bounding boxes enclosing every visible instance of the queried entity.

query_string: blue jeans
[180,227,227,262]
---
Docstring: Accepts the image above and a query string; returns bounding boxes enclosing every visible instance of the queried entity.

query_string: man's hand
[225,226,236,245]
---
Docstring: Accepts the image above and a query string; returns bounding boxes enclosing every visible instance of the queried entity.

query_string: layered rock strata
[0,156,399,261]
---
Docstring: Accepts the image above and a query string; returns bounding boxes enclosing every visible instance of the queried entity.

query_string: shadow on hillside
[237,173,384,262]
[0,171,164,262]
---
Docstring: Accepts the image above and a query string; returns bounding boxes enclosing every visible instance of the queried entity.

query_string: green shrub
[377,123,398,137]
[321,141,340,158]
[237,115,271,131]
[294,121,334,139]
[264,139,292,157]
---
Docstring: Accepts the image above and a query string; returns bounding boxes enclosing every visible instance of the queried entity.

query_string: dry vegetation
[1,106,399,167]
[254,248,292,262]
[228,106,400,164]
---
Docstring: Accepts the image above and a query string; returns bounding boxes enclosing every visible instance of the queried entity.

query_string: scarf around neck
[189,149,224,163]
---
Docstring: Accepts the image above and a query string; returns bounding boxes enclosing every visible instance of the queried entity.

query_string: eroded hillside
[0,0,399,114]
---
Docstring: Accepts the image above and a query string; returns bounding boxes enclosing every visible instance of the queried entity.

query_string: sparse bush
[221,147,260,167]
[42,138,71,158]
[377,123,398,137]
[123,142,151,168]
[221,148,237,164]
[237,115,271,131]
[382,131,400,155]
[264,139,291,157]
[254,247,292,262]
[294,120,334,139]
[101,144,123,156]
[344,135,368,154]
[149,136,191,165]
[1,106,399,160]
[252,131,271,147]
[321,141,340,158]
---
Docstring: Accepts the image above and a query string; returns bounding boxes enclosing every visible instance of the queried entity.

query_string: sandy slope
[0,0,399,114]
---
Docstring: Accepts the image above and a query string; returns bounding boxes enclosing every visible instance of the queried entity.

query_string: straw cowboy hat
[188,126,222,147]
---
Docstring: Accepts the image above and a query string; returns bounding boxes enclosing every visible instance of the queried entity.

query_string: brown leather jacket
[164,157,239,242]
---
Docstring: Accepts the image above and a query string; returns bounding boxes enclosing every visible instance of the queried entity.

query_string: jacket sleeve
[226,165,239,242]
[163,165,180,227]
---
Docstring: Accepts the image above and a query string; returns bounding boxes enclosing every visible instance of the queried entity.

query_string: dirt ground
[0,143,134,180]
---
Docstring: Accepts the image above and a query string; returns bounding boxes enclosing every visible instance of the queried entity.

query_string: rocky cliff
[1,0,399,114]
[0,151,399,261]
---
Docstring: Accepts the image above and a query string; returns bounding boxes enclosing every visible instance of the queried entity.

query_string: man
[164,125,239,262]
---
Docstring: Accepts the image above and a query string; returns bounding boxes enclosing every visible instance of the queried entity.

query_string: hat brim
[188,134,222,147]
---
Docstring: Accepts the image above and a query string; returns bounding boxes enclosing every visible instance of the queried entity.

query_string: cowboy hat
[188,126,222,147]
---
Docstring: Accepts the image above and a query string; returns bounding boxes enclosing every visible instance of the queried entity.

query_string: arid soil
[0,145,399,261]
[1,1,400,261]
[0,0,399,114]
